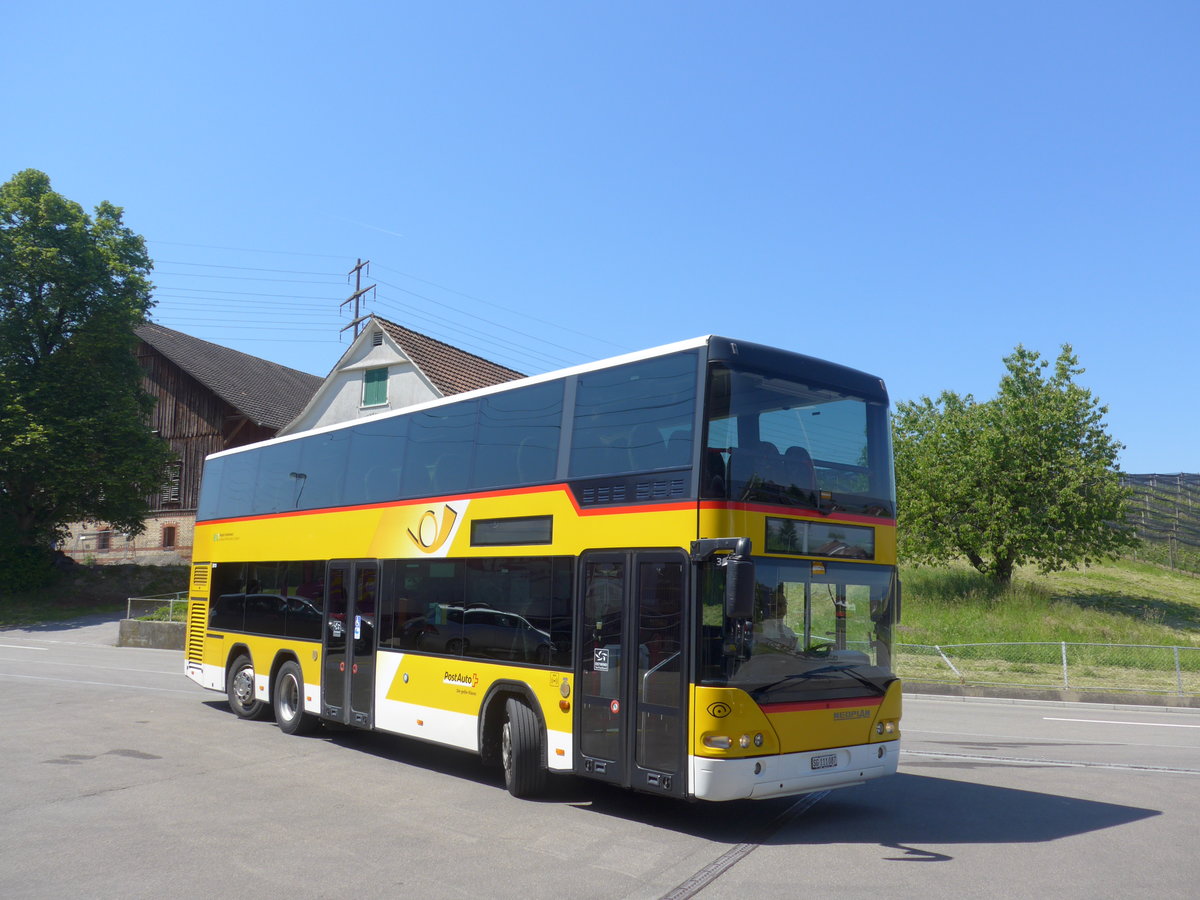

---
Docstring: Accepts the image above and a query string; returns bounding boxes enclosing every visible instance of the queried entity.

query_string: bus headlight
[876,720,897,735]
[703,734,733,750]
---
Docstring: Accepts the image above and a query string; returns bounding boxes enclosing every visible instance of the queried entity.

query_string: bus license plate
[811,753,838,770]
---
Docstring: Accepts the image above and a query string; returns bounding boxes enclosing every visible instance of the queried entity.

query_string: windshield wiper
[750,663,887,699]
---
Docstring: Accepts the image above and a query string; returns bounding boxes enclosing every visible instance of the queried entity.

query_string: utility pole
[341,258,376,338]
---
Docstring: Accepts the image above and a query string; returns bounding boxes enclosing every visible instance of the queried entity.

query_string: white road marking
[0,672,200,694]
[0,643,47,650]
[903,748,1200,775]
[1044,717,1200,729]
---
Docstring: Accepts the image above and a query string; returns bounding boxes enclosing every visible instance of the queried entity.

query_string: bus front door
[577,551,687,798]
[322,560,378,727]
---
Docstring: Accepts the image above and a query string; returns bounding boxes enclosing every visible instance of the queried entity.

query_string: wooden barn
[65,323,322,565]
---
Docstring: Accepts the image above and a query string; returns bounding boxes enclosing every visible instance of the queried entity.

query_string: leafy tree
[893,344,1137,585]
[0,169,172,588]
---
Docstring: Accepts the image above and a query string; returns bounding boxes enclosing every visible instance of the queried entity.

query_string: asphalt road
[2,617,1198,899]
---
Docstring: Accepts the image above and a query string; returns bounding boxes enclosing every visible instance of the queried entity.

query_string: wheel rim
[501,720,513,774]
[279,673,300,721]
[232,666,255,707]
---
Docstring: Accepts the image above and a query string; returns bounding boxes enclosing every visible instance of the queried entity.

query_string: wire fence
[897,641,1200,696]
[125,595,1197,697]
[1124,473,1200,573]
[126,593,189,623]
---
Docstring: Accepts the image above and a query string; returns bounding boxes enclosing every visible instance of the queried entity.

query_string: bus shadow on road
[206,707,1160,852]
[322,726,1161,850]
[756,772,1161,853]
[545,772,1160,852]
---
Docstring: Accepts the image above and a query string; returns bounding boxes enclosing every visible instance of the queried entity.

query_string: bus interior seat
[629,423,667,470]
[517,437,556,483]
[731,440,783,487]
[703,448,728,496]
[431,452,469,493]
[362,466,401,503]
[664,430,692,468]
[782,446,817,491]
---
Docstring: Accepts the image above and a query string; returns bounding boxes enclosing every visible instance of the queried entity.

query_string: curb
[903,679,1200,709]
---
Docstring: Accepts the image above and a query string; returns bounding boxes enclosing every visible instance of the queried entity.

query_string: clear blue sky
[4,1,1196,473]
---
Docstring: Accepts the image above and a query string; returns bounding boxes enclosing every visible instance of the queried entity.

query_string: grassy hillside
[898,559,1200,648]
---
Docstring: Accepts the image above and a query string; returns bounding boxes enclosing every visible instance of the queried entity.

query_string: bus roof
[206,335,886,461]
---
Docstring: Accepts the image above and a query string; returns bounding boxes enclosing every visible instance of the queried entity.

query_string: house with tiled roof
[279,315,523,436]
[65,323,322,565]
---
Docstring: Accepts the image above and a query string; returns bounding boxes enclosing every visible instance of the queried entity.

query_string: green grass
[898,558,1200,648]
[895,560,1200,693]
[0,564,187,628]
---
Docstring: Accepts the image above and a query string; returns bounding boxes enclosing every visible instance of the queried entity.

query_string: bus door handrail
[641,651,680,701]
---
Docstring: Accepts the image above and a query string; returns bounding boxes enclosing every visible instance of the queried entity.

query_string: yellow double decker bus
[184,336,901,801]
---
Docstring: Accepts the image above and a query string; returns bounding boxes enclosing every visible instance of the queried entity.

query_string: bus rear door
[322,560,378,727]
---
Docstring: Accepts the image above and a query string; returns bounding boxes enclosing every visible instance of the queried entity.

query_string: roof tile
[135,322,322,429]
[375,318,524,394]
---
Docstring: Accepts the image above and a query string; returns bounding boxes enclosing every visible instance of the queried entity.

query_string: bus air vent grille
[581,484,627,505]
[186,602,208,662]
[635,479,685,501]
[191,564,209,590]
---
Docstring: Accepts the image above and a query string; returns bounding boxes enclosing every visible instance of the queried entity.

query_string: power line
[146,239,348,260]
[373,261,629,352]
[151,286,340,300]
[155,259,343,277]
[370,296,579,372]
[154,295,336,309]
[155,271,345,285]
[147,238,623,371]
[373,276,593,361]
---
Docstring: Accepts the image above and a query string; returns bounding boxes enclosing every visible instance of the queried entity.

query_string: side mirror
[724,556,755,619]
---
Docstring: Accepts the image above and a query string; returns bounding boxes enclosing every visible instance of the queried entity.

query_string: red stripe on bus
[759,696,884,714]
[698,500,895,526]
[197,484,698,527]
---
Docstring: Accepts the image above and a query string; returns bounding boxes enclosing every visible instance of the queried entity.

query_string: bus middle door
[322,560,378,728]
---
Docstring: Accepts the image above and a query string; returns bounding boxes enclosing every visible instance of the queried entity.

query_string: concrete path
[0,611,123,646]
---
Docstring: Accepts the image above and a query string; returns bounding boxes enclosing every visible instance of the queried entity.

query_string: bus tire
[227,654,268,720]
[273,660,319,736]
[501,697,547,798]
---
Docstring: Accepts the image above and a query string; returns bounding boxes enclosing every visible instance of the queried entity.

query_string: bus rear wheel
[273,660,319,735]
[227,654,268,720]
[501,697,547,798]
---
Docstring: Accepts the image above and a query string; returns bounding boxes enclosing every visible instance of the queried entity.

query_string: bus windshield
[699,560,897,701]
[702,361,895,517]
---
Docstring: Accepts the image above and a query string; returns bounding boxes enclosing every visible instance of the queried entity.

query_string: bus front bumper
[690,739,899,801]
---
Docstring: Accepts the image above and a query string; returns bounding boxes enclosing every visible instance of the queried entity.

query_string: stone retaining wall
[117,619,185,650]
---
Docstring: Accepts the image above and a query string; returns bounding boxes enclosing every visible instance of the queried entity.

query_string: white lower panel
[185,661,224,693]
[690,740,900,801]
[375,698,481,751]
[372,653,573,770]
[545,732,573,772]
[373,654,477,751]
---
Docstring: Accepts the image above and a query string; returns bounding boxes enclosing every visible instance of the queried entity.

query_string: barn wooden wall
[136,343,275,512]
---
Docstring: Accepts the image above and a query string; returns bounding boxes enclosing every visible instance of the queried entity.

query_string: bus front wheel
[227,654,268,720]
[273,660,319,735]
[501,697,547,799]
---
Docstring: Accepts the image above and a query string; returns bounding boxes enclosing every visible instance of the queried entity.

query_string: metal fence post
[1176,647,1184,696]
[1061,641,1069,688]
[935,645,963,679]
